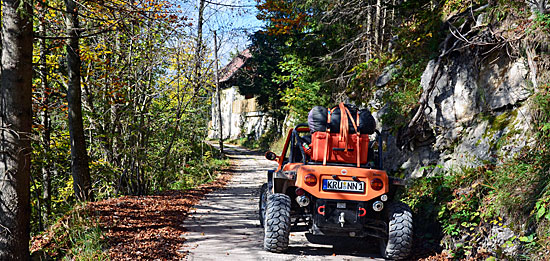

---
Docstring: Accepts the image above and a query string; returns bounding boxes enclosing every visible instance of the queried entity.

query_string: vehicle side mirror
[265,151,277,161]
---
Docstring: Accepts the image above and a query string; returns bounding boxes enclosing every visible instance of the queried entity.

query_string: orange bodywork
[272,127,388,202]
[282,163,389,202]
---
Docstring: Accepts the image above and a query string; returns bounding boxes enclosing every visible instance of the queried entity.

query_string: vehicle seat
[293,134,312,163]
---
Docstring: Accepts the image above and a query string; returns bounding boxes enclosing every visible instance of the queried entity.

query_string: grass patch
[31,204,108,260]
[401,162,548,259]
[233,127,284,153]
[168,156,230,191]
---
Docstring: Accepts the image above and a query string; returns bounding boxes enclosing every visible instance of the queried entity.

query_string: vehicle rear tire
[258,183,271,228]
[380,201,413,260]
[263,193,291,252]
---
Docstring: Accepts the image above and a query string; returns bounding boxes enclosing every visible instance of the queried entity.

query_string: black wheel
[380,201,413,260]
[263,193,291,252]
[258,183,271,228]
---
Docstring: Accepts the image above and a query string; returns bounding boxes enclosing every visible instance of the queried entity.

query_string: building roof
[219,49,252,83]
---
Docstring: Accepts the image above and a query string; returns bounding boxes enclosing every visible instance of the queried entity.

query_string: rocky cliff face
[368,4,550,258]
[376,47,537,178]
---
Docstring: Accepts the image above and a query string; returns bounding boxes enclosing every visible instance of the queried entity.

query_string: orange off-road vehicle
[259,103,413,260]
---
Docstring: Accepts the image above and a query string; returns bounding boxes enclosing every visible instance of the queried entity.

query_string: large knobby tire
[380,201,413,260]
[263,193,291,252]
[258,183,270,228]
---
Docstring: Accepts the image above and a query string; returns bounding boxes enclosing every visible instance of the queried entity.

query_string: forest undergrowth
[30,159,232,260]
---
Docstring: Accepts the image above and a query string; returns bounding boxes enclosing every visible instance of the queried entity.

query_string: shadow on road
[184,142,386,260]
[207,142,265,156]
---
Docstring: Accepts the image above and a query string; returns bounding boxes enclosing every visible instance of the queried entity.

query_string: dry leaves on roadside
[88,171,232,260]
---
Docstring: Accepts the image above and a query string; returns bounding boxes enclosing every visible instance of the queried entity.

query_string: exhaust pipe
[373,201,384,212]
[296,195,310,207]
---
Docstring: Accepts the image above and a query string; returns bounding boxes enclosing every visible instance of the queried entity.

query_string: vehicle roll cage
[287,123,384,170]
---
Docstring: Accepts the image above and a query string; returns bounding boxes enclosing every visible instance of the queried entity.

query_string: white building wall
[208,87,272,140]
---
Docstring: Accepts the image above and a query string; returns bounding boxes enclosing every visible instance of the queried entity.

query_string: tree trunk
[375,0,381,49]
[366,3,372,61]
[39,8,52,228]
[65,0,93,201]
[214,30,224,155]
[381,0,387,49]
[0,0,33,259]
[193,0,205,92]
[388,0,396,51]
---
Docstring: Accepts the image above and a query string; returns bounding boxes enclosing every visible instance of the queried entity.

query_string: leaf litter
[31,167,233,260]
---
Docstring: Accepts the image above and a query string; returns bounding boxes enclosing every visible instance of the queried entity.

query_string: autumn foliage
[256,0,309,35]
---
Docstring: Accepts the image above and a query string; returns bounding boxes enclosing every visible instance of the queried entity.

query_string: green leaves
[534,197,550,221]
[533,11,550,30]
[536,203,546,220]
[276,55,329,122]
[519,234,534,243]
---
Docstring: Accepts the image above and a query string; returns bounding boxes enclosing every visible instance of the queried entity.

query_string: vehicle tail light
[295,188,305,196]
[370,178,384,191]
[304,174,317,186]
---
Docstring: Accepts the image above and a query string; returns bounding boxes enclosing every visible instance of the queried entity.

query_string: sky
[178,0,265,65]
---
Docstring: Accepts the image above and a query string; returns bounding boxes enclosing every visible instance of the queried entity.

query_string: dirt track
[181,144,384,260]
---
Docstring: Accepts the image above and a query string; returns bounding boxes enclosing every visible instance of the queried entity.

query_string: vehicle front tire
[263,193,291,252]
[258,183,271,228]
[380,201,413,260]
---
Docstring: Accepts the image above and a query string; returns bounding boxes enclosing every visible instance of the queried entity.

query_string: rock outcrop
[376,49,536,178]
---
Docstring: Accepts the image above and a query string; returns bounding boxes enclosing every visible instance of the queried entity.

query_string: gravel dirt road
[181,144,384,261]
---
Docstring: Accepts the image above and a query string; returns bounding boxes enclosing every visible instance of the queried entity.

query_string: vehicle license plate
[322,179,365,193]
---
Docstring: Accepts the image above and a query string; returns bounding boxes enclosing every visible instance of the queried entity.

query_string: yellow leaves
[81,42,114,64]
[45,9,58,20]
[94,43,106,51]
[405,32,432,48]
[489,217,505,227]
[52,175,75,204]
[90,158,108,167]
